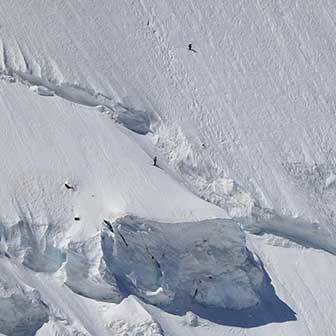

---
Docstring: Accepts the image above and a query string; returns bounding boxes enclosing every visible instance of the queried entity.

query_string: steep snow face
[0,80,225,239]
[143,234,336,336]
[104,296,164,336]
[1,1,336,226]
[246,234,336,336]
[98,216,264,309]
[0,78,266,331]
[0,260,49,336]
[62,233,122,302]
[0,1,336,335]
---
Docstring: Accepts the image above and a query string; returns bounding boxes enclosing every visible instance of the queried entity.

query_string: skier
[153,156,157,167]
[188,43,197,53]
[64,183,74,190]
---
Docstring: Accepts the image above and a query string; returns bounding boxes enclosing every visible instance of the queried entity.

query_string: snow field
[1,0,336,335]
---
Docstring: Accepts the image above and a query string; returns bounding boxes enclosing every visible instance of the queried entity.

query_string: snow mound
[107,319,163,336]
[184,311,199,327]
[105,296,164,336]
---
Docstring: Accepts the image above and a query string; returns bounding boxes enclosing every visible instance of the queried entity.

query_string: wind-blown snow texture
[0,1,336,335]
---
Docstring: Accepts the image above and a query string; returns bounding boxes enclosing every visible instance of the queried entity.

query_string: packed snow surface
[0,0,336,335]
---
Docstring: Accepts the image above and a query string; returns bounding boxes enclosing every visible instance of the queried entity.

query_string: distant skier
[188,43,197,53]
[64,183,74,190]
[153,156,158,167]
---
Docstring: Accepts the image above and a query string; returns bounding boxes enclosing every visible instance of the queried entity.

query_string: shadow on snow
[162,261,296,328]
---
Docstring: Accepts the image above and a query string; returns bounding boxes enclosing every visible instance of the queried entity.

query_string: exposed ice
[98,215,265,310]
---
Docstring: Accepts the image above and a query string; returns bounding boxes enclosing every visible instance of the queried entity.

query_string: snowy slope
[0,79,225,229]
[0,77,268,335]
[0,0,336,335]
[143,234,336,336]
[2,1,336,224]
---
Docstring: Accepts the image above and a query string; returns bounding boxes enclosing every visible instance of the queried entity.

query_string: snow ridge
[0,67,158,135]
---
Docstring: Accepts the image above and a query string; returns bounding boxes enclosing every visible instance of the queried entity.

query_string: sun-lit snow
[0,0,336,335]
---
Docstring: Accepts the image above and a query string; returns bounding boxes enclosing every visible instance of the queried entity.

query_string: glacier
[0,1,336,335]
